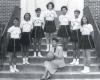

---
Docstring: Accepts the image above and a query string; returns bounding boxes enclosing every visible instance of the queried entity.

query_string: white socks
[10,66,15,73]
[75,59,79,65]
[33,52,37,57]
[46,44,50,51]
[38,52,43,57]
[23,57,29,64]
[63,51,67,58]
[70,59,79,65]
[25,57,29,64]
[10,65,19,73]
[33,52,43,57]
[70,59,76,65]
[13,65,19,72]
[81,66,90,73]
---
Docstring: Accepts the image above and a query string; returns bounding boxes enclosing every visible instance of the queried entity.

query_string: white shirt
[59,15,70,25]
[8,26,21,39]
[44,10,57,21]
[33,15,44,26]
[80,24,94,35]
[71,17,81,30]
[20,20,33,32]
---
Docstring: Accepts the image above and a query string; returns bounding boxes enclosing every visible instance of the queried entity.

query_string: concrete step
[0,71,100,79]
[4,56,98,64]
[2,63,99,72]
[0,79,100,80]
[30,42,74,50]
[16,49,96,57]
[31,42,73,46]
[1,41,97,79]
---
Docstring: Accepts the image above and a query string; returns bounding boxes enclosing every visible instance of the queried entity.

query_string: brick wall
[0,0,100,26]
[84,0,100,24]
[0,0,20,26]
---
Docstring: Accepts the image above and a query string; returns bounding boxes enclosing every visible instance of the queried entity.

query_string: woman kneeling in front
[41,38,66,80]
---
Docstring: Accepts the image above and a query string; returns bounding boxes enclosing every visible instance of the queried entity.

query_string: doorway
[20,0,84,21]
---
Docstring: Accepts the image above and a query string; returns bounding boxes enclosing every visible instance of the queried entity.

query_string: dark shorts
[7,38,21,52]
[44,21,56,33]
[70,29,81,43]
[79,35,95,49]
[21,32,31,46]
[57,25,71,38]
[31,26,45,39]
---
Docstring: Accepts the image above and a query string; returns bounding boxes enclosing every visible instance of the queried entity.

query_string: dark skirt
[21,32,31,46]
[70,29,81,43]
[7,38,21,52]
[31,26,45,39]
[79,35,95,49]
[44,21,56,33]
[57,25,71,38]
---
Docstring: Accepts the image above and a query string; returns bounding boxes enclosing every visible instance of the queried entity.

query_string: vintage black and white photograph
[0,0,100,80]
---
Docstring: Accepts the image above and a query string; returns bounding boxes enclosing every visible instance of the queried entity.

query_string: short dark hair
[35,8,41,12]
[46,2,55,9]
[61,6,68,11]
[81,16,89,26]
[24,13,31,20]
[52,37,59,42]
[13,17,19,22]
[74,10,80,14]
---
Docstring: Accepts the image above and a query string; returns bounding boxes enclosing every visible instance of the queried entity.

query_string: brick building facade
[0,0,100,26]
[84,0,100,24]
[0,0,20,25]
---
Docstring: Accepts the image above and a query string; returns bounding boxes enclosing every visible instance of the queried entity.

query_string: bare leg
[63,38,68,58]
[9,52,13,66]
[41,69,49,79]
[81,50,90,73]
[22,46,29,64]
[70,42,77,65]
[9,52,15,72]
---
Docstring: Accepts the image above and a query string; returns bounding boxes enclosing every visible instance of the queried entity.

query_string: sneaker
[23,58,26,64]
[33,52,37,57]
[81,66,90,73]
[10,66,15,73]
[74,59,79,65]
[14,65,19,72]
[45,44,50,51]
[63,51,67,58]
[38,52,43,57]
[25,58,30,64]
[70,59,76,65]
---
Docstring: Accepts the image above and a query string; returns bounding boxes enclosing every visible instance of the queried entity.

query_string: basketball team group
[7,2,95,80]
